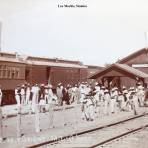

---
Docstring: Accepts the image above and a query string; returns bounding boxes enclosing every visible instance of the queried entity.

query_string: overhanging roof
[27,60,87,68]
[0,51,87,68]
[89,63,148,79]
[117,48,148,64]
[0,57,26,64]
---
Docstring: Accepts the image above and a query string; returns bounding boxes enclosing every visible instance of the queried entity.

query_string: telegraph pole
[144,32,148,50]
[0,21,2,52]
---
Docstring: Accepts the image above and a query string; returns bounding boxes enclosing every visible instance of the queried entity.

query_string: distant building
[89,48,148,89]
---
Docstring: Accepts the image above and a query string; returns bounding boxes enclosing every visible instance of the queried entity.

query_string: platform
[0,105,148,148]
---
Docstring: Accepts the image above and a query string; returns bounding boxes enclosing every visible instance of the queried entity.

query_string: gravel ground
[0,105,148,148]
[100,127,148,148]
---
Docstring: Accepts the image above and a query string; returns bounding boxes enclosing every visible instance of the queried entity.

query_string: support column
[16,105,22,138]
[35,104,40,133]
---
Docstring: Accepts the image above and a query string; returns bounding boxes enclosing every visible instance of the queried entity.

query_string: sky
[0,0,148,66]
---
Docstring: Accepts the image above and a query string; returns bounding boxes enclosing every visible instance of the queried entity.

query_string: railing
[0,104,82,140]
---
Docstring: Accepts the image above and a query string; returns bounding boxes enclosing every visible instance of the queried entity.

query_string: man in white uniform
[80,85,86,103]
[15,85,21,107]
[56,83,63,106]
[20,85,26,105]
[31,84,40,113]
[132,90,139,115]
[126,87,134,111]
[15,85,22,137]
[44,85,49,104]
[99,86,105,115]
[48,85,54,103]
[137,83,145,107]
[25,84,31,105]
[104,89,111,115]
[85,92,95,121]
[110,87,118,113]
[93,83,100,116]
[118,92,125,111]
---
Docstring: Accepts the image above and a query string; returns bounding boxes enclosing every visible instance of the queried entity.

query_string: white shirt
[0,89,2,97]
[94,86,100,93]
[49,89,53,97]
[15,88,19,95]
[26,87,30,94]
[21,88,25,96]
[31,86,40,94]
[104,93,111,101]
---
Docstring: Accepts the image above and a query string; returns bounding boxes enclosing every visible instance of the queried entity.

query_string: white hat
[129,87,134,91]
[124,90,128,94]
[41,84,45,86]
[137,82,141,85]
[45,85,49,88]
[114,87,118,90]
[122,86,126,89]
[58,83,62,86]
[49,84,52,88]
[101,86,105,89]
[111,88,115,92]
[95,82,98,85]
[104,89,109,93]
[131,90,136,93]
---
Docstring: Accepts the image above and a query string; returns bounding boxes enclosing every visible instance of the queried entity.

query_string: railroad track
[28,112,148,148]
[91,124,148,148]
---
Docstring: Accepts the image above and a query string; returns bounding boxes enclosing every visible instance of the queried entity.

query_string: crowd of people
[81,82,146,121]
[13,81,147,121]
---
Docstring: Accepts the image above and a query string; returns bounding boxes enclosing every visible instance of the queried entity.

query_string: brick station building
[89,48,148,90]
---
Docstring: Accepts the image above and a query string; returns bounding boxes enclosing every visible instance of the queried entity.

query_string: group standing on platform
[80,81,146,121]
[0,80,147,139]
[13,81,147,121]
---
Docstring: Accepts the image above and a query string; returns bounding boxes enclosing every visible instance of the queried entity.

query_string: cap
[58,83,62,86]
[49,84,52,88]
[123,90,128,94]
[118,92,122,95]
[95,82,98,85]
[27,83,30,86]
[122,86,126,89]
[75,84,78,87]
[45,85,49,88]
[101,86,105,89]
[111,88,115,92]
[137,82,142,85]
[129,87,134,91]
[114,87,118,90]
[131,90,136,94]
[104,89,109,93]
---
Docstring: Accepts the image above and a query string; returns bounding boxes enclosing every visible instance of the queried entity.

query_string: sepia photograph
[0,0,148,147]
